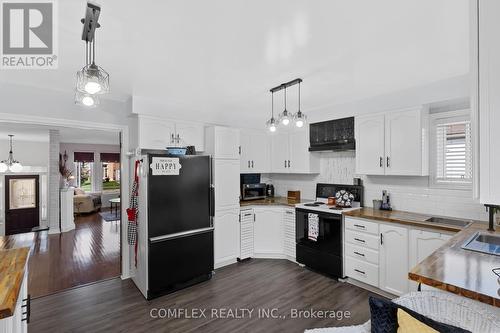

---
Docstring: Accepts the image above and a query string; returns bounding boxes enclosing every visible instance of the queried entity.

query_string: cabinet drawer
[345,243,379,265]
[345,229,379,250]
[345,257,379,287]
[345,217,379,235]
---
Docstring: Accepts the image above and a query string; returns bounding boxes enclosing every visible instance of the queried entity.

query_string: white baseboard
[48,227,60,234]
[253,252,286,259]
[214,257,237,269]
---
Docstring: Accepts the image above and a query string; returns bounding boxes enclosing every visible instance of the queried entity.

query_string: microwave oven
[241,183,267,201]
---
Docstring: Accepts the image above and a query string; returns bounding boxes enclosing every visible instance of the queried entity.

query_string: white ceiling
[0,123,119,145]
[0,0,470,126]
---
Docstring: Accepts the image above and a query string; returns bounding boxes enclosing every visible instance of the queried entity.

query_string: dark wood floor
[0,210,120,298]
[29,259,378,333]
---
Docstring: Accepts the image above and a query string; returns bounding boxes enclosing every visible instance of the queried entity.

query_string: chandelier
[0,135,23,173]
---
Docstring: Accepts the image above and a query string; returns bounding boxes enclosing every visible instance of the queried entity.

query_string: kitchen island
[0,247,30,332]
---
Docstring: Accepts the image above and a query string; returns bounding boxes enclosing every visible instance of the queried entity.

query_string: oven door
[295,208,343,277]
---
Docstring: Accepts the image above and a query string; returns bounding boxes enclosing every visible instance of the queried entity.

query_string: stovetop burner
[329,207,344,211]
[313,202,325,205]
[304,203,320,207]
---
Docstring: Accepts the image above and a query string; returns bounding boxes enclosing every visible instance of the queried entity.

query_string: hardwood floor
[29,259,379,333]
[0,210,120,298]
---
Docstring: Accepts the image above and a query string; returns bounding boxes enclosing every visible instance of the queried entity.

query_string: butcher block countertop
[240,197,310,208]
[0,248,29,319]
[343,207,471,232]
[409,223,500,307]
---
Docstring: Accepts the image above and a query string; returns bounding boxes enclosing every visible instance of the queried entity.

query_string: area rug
[99,211,120,222]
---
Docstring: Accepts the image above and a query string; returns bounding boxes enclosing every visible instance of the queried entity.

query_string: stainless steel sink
[462,232,500,256]
[425,217,472,228]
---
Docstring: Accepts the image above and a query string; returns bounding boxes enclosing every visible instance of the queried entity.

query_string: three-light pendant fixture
[75,2,109,108]
[266,78,306,132]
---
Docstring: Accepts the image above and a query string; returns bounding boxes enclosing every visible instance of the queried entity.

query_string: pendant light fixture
[75,2,108,106]
[0,135,23,173]
[279,87,291,126]
[294,81,307,128]
[266,92,277,132]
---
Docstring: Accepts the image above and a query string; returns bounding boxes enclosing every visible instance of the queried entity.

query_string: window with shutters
[430,110,472,189]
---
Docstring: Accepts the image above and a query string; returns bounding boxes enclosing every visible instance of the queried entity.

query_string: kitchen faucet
[485,204,499,232]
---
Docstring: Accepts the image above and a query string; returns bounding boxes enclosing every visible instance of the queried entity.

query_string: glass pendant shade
[9,162,23,173]
[294,110,307,128]
[75,90,100,108]
[76,63,109,95]
[266,117,277,132]
[279,110,291,126]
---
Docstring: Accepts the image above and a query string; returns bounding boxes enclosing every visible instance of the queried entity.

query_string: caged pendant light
[266,92,277,132]
[75,2,108,106]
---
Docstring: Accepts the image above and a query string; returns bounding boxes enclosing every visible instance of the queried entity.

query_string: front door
[5,175,40,235]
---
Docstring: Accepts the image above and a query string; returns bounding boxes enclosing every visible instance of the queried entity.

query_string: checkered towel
[127,160,140,260]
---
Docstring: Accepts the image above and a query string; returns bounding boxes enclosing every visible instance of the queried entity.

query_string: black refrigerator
[143,153,214,299]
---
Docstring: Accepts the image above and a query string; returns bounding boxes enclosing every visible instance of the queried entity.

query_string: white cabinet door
[250,132,271,173]
[139,117,176,150]
[283,208,296,260]
[239,131,252,173]
[239,209,255,260]
[175,121,205,152]
[379,223,409,296]
[355,114,385,175]
[214,159,240,210]
[408,229,452,291]
[215,127,240,159]
[479,0,500,204]
[270,132,290,173]
[385,108,428,176]
[214,208,240,267]
[254,207,283,256]
[289,129,318,173]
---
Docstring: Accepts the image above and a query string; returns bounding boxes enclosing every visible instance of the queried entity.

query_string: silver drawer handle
[353,251,365,257]
[353,224,366,229]
[354,269,366,275]
[354,238,365,243]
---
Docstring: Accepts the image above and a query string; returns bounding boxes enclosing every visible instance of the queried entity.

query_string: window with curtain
[74,152,94,191]
[101,153,120,191]
[430,110,472,188]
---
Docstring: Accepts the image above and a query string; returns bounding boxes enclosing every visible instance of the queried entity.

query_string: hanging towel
[127,159,140,266]
[308,213,319,242]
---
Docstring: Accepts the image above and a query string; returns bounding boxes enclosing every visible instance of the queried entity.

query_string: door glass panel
[9,178,36,209]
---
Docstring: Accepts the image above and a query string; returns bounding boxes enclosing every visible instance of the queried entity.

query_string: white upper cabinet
[385,108,429,176]
[240,130,270,173]
[478,0,500,204]
[138,116,176,150]
[270,128,319,174]
[213,159,240,210]
[136,115,205,151]
[356,114,385,175]
[356,106,429,176]
[270,132,290,173]
[205,126,240,159]
[175,121,205,152]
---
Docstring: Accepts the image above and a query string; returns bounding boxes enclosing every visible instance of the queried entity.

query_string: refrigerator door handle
[209,184,215,218]
[150,227,214,243]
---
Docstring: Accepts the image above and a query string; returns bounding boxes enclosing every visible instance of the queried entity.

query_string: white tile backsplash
[266,151,488,221]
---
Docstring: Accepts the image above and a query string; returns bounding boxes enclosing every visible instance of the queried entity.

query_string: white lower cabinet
[408,229,452,291]
[254,207,284,257]
[214,208,240,268]
[283,208,296,261]
[379,223,409,296]
[239,209,255,260]
[344,216,455,297]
